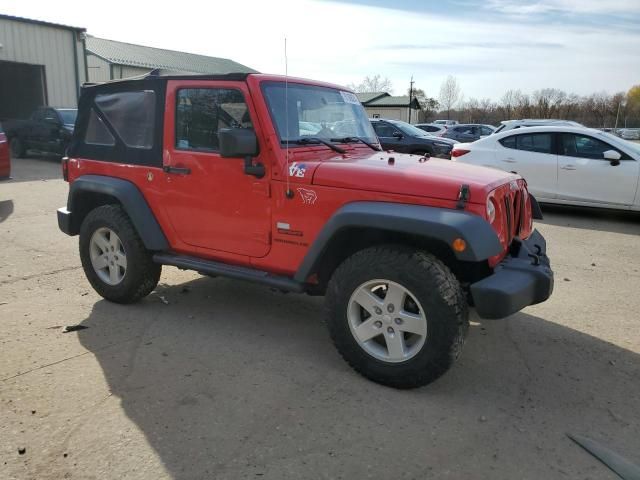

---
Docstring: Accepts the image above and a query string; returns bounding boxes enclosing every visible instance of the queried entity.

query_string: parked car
[370,118,458,157]
[619,129,640,140]
[0,123,10,178]
[414,123,447,136]
[493,119,582,134]
[56,71,553,389]
[443,124,495,142]
[433,119,458,125]
[3,107,77,158]
[452,126,640,210]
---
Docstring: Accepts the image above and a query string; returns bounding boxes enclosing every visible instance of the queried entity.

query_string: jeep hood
[312,152,518,203]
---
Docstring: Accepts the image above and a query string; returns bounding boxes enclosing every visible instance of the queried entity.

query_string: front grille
[502,184,525,244]
[503,197,512,239]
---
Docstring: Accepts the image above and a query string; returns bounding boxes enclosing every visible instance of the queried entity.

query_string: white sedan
[452,126,640,210]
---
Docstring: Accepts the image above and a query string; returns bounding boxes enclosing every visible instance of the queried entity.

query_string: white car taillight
[451,149,470,158]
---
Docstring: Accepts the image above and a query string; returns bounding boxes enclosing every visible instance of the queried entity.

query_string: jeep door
[161,81,271,258]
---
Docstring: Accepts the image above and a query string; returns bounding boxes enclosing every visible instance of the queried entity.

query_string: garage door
[0,60,46,120]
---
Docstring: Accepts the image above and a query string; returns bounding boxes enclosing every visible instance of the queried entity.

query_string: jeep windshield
[262,82,378,147]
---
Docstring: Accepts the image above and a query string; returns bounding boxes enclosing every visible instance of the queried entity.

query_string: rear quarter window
[500,133,552,153]
[95,91,156,149]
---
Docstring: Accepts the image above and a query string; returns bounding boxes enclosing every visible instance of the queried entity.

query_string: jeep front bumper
[470,229,553,319]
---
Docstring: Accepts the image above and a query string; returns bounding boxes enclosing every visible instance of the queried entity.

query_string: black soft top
[71,70,252,167]
[81,69,252,91]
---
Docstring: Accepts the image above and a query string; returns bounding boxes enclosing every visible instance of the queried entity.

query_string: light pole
[408,75,414,124]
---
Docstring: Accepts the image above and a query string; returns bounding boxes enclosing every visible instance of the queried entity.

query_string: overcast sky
[4,0,640,100]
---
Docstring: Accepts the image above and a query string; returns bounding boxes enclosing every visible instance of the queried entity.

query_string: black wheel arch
[295,202,501,288]
[65,175,169,251]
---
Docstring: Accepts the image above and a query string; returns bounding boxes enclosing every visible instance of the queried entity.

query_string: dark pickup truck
[4,107,77,158]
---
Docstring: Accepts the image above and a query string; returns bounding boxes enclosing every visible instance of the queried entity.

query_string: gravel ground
[1,157,639,480]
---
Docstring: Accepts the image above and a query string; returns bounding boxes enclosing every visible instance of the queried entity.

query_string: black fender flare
[66,175,169,251]
[294,201,502,282]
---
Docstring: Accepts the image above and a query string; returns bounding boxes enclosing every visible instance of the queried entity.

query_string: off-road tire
[79,204,161,304]
[325,245,468,389]
[10,138,25,158]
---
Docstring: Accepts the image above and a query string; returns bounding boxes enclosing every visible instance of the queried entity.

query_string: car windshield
[392,121,431,137]
[262,82,377,144]
[58,109,77,125]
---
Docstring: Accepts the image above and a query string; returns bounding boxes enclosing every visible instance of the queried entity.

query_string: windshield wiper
[332,136,382,152]
[289,137,346,154]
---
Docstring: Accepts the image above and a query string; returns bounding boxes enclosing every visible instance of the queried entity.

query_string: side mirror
[219,128,259,157]
[392,132,403,139]
[603,149,621,166]
[218,128,264,178]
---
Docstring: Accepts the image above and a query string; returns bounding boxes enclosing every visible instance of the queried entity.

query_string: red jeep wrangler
[57,71,553,388]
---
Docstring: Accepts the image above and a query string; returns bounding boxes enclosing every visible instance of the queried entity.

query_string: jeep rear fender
[294,202,502,282]
[66,175,169,251]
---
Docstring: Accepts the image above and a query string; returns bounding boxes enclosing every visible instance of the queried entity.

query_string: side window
[95,91,155,149]
[43,109,58,123]
[32,110,45,122]
[481,126,493,136]
[85,109,115,146]
[175,88,252,151]
[561,134,619,159]
[500,135,517,149]
[515,133,552,154]
[372,123,396,137]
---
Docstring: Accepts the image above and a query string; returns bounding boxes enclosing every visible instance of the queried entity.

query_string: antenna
[284,37,294,199]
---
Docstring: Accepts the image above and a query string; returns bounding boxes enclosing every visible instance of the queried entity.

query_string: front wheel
[79,204,161,303]
[325,246,468,389]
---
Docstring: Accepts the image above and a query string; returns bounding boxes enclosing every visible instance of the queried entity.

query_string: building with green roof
[86,36,256,83]
[356,92,422,123]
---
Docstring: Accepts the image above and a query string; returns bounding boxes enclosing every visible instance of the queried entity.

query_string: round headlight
[487,198,496,223]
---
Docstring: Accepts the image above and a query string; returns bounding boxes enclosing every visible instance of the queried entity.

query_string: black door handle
[163,166,191,175]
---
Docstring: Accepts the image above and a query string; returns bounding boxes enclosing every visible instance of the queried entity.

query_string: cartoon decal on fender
[297,188,317,205]
[289,162,307,178]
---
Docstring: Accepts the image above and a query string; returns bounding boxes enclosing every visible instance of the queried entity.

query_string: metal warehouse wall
[86,56,150,83]
[86,53,111,82]
[114,65,151,80]
[0,17,87,108]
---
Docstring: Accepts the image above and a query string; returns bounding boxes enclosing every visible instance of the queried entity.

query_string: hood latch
[456,184,470,209]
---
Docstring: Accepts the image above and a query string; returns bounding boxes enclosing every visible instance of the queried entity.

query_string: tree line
[349,75,640,128]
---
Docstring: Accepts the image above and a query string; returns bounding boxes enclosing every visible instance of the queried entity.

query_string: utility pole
[408,75,414,124]
[614,100,622,132]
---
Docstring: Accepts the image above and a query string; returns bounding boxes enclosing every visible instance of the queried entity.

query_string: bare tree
[347,75,393,93]
[439,75,461,120]
[500,89,520,120]
[432,86,640,129]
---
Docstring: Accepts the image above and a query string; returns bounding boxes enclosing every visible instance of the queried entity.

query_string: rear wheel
[10,138,25,158]
[325,246,468,389]
[79,205,161,303]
